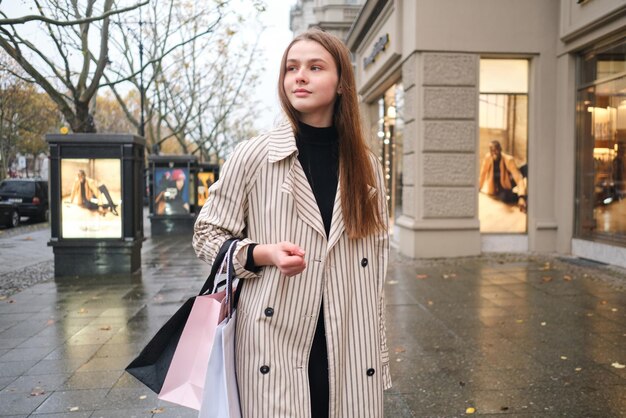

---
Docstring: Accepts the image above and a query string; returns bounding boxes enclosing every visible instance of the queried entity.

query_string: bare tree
[0,0,151,132]
[103,0,267,157]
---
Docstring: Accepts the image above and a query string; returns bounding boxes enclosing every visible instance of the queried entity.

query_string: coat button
[366,368,375,376]
[260,365,270,374]
[361,258,368,267]
[264,307,274,317]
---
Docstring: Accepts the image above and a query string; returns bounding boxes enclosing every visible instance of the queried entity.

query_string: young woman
[193,28,391,418]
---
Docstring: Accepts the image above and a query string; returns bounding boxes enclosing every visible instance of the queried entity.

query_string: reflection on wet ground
[0,235,624,417]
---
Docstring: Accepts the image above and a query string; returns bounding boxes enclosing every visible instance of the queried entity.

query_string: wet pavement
[0,223,624,417]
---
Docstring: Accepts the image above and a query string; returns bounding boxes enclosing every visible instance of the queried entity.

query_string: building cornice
[346,0,389,51]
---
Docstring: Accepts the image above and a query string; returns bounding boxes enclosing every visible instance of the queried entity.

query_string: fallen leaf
[500,406,509,411]
[516,319,524,324]
[541,276,552,283]
[601,300,608,305]
[611,362,625,369]
[586,313,594,317]
[387,280,398,285]
[575,367,582,372]
[394,346,406,354]
[100,325,112,331]
[78,308,87,314]
[0,295,6,300]
[22,236,33,241]
[563,275,573,281]
[69,406,79,412]
[8,299,14,304]
[427,300,434,306]
[30,387,45,396]
[139,395,147,400]
[151,407,165,414]
[46,319,55,326]
[459,381,465,387]
[541,322,547,326]
[611,308,618,312]
[561,356,568,360]
[466,406,476,414]
[416,274,428,279]
[396,358,402,362]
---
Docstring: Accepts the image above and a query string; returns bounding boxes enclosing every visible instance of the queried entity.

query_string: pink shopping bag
[157,288,228,410]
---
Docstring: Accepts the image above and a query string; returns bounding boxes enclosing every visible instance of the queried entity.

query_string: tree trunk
[72,99,97,133]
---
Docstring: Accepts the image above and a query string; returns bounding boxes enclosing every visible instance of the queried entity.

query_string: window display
[375,83,403,234]
[479,59,529,233]
[576,38,626,245]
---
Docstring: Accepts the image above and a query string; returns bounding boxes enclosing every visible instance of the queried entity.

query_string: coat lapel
[327,181,344,251]
[280,159,327,239]
[270,123,327,239]
[327,183,378,252]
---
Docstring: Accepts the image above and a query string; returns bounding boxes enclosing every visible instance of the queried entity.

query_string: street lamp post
[139,7,145,139]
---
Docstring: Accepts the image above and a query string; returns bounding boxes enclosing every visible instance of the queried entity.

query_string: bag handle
[224,240,238,321]
[198,238,239,296]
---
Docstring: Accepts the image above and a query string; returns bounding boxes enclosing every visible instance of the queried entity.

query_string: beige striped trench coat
[193,122,391,418]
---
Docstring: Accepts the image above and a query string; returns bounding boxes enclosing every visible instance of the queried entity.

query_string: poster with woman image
[61,158,122,238]
[154,167,190,215]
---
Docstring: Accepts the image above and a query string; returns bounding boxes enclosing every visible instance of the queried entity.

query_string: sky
[1,0,298,133]
[252,0,297,130]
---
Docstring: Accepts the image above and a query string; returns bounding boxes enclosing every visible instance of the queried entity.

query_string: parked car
[0,201,20,228]
[0,178,49,222]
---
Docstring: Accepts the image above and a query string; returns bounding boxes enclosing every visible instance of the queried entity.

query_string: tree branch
[0,0,149,26]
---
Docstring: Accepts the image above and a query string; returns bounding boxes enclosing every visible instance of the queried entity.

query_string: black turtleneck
[296,121,337,418]
[296,120,339,237]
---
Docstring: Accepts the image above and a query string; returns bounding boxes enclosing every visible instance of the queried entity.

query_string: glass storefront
[478,59,529,233]
[375,83,404,234]
[575,37,626,246]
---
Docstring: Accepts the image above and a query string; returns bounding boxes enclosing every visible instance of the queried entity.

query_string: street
[0,225,624,417]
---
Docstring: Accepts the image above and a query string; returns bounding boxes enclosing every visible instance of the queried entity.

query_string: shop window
[376,83,404,234]
[576,38,626,245]
[479,59,529,233]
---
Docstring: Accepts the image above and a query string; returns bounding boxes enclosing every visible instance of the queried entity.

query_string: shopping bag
[198,310,241,418]
[157,288,228,410]
[198,239,241,418]
[125,238,239,395]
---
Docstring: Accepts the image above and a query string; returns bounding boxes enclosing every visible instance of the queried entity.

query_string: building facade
[346,0,626,268]
[290,0,364,39]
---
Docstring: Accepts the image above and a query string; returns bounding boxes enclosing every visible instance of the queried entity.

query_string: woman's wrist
[252,243,275,267]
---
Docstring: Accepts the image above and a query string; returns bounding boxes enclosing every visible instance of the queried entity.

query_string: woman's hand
[253,242,306,276]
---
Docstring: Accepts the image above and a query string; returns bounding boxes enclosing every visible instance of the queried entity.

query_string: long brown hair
[278,28,385,239]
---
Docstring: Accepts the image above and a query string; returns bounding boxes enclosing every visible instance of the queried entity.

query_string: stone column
[396,52,481,258]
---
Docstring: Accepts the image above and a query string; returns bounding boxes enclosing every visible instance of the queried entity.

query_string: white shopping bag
[198,310,241,418]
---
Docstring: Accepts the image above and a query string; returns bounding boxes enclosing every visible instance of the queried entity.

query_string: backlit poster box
[46,133,145,277]
[61,158,122,238]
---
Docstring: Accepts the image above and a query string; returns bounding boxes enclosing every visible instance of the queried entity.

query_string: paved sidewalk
[0,227,624,417]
